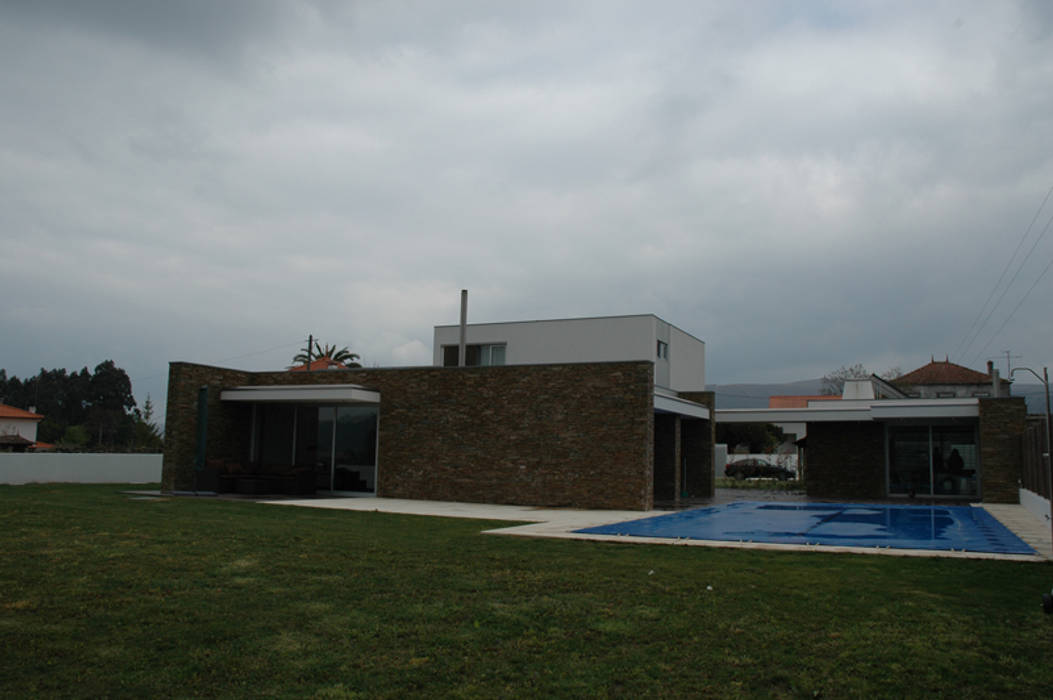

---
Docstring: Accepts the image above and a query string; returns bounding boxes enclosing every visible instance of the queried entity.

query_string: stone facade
[805,422,886,499]
[978,397,1027,503]
[163,360,661,510]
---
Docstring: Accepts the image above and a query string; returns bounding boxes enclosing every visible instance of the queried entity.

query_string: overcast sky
[3,0,1053,417]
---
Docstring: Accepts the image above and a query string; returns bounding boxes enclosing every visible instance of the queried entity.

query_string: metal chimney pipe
[458,289,468,367]
[992,368,1001,398]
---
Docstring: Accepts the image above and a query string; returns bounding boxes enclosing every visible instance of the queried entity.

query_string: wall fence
[0,453,162,485]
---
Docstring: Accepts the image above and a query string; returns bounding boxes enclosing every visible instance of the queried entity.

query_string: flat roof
[434,313,705,345]
[220,384,380,404]
[716,398,979,424]
[654,393,710,420]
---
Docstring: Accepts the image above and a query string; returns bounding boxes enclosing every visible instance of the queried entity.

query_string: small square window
[656,340,668,359]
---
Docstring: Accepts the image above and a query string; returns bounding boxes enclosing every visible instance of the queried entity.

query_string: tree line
[0,361,162,451]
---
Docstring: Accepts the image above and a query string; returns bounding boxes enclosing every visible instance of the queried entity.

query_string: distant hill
[706,379,825,409]
[1013,384,1049,416]
[708,378,1049,414]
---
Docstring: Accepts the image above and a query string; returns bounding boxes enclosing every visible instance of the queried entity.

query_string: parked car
[725,458,795,481]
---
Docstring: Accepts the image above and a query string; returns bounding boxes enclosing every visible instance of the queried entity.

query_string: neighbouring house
[892,357,1011,398]
[0,403,44,452]
[719,360,1024,503]
[161,314,715,510]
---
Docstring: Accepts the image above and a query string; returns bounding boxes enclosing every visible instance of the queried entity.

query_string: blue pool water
[575,502,1035,554]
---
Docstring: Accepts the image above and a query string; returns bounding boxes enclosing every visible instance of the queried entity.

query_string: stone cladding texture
[163,361,656,510]
[162,363,251,491]
[978,397,1026,503]
[805,422,886,499]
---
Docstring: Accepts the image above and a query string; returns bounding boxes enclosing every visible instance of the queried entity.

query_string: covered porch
[214,384,380,496]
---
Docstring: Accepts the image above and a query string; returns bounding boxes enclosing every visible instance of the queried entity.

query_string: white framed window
[656,340,668,359]
[442,343,507,367]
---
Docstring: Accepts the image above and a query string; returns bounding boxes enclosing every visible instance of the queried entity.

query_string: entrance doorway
[887,425,978,498]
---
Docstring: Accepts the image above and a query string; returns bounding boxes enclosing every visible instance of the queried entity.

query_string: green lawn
[2,484,1052,698]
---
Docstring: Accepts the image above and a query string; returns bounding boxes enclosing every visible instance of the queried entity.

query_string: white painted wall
[1020,487,1051,524]
[0,453,162,485]
[433,314,706,391]
[723,452,799,475]
[668,324,705,392]
[0,418,39,442]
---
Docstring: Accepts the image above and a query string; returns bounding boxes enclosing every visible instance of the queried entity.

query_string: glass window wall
[887,425,978,498]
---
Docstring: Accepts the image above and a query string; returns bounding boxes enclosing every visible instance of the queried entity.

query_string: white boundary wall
[1020,487,1051,524]
[0,453,162,485]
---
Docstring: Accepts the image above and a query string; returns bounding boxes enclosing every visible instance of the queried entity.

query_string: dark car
[725,458,795,481]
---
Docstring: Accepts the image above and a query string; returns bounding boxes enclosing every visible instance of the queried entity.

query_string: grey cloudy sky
[3,0,1053,415]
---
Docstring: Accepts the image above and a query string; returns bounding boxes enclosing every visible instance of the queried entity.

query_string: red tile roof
[895,359,997,386]
[768,395,842,408]
[0,404,44,421]
[287,358,350,372]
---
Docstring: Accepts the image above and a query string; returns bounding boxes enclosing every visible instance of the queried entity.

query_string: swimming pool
[575,502,1036,554]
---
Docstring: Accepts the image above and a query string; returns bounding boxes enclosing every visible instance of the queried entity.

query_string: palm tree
[291,340,361,368]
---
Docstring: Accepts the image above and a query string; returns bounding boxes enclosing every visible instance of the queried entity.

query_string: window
[442,343,507,367]
[887,425,978,498]
[656,340,668,359]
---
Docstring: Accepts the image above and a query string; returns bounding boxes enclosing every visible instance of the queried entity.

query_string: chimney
[987,360,994,375]
[458,289,468,367]
[991,367,1001,398]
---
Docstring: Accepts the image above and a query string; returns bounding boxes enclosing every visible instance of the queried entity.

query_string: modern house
[0,403,44,451]
[719,364,1024,502]
[162,314,715,510]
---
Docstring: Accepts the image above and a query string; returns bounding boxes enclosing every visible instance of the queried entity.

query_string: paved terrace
[263,494,1053,562]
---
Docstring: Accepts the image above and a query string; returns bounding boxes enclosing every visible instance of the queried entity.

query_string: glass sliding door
[932,428,978,497]
[887,425,978,498]
[257,404,295,469]
[251,404,377,493]
[888,427,931,496]
[333,406,378,492]
[311,407,335,491]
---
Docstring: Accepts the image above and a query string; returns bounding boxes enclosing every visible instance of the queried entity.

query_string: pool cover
[575,502,1036,554]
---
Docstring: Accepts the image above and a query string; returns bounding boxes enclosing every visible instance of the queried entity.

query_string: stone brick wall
[163,360,656,509]
[162,363,251,491]
[979,397,1027,503]
[805,422,886,499]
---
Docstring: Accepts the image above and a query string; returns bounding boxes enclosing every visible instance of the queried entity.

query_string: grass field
[2,484,1052,698]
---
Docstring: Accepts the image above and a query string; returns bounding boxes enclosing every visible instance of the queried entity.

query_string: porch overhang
[220,384,380,404]
[715,398,979,424]
[654,392,710,420]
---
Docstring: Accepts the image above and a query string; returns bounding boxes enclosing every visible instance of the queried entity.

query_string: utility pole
[1011,366,1052,556]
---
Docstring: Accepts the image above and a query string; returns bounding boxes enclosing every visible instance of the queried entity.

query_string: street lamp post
[1011,366,1052,554]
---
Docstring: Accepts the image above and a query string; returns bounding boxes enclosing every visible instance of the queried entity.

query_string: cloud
[1,1,1052,414]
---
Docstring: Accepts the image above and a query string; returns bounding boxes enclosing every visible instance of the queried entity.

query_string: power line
[956,182,1053,361]
[972,248,1053,362]
[130,340,304,386]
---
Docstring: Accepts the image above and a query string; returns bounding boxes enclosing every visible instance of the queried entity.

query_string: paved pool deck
[261,494,1053,562]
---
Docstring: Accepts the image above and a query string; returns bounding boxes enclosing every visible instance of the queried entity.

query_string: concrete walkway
[265,495,1053,562]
